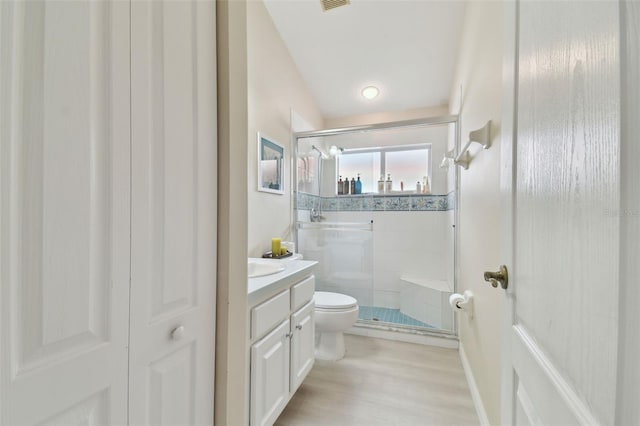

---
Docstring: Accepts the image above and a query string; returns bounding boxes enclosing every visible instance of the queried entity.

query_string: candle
[271,238,281,257]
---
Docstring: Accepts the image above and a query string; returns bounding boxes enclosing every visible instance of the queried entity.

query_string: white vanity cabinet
[250,319,291,426]
[290,300,315,392]
[248,267,316,426]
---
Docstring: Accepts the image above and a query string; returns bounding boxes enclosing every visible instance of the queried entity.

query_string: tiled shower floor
[358,305,434,328]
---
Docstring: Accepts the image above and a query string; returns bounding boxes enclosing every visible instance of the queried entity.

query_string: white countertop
[248,258,318,306]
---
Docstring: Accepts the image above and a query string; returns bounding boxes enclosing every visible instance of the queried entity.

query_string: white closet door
[0,1,131,424]
[129,1,217,425]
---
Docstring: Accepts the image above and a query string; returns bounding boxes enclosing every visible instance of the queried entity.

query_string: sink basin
[248,261,285,278]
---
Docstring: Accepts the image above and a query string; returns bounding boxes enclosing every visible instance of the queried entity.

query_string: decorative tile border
[295,192,319,211]
[294,192,455,212]
[447,191,456,211]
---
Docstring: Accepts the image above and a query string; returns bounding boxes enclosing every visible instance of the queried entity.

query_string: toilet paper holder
[449,290,474,319]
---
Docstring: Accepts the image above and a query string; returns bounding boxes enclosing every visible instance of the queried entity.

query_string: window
[337,152,381,193]
[337,144,431,194]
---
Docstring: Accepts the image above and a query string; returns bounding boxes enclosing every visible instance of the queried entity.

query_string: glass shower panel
[295,118,458,335]
[297,222,374,321]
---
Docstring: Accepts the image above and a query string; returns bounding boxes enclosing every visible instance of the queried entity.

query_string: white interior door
[0,1,131,424]
[129,1,217,425]
[501,2,621,424]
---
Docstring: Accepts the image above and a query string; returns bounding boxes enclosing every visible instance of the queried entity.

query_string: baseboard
[459,342,491,426]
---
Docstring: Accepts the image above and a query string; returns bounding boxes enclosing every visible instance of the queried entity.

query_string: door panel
[0,1,131,424]
[146,0,198,321]
[250,320,291,426]
[290,301,314,393]
[148,344,196,426]
[20,0,112,367]
[129,0,217,425]
[505,1,620,424]
[39,391,109,426]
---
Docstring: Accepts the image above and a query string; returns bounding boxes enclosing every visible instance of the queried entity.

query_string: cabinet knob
[285,332,293,339]
[171,325,185,340]
[296,324,303,330]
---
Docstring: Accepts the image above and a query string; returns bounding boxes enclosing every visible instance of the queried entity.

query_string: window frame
[337,143,432,194]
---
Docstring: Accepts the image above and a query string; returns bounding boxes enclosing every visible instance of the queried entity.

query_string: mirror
[257,133,284,194]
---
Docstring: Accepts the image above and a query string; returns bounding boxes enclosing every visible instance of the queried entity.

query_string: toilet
[314,291,359,361]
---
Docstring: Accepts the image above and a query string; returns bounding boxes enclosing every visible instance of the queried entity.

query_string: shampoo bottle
[350,178,356,195]
[338,176,344,195]
[378,175,385,193]
[385,173,392,193]
[343,177,350,195]
[355,174,362,194]
[423,176,430,194]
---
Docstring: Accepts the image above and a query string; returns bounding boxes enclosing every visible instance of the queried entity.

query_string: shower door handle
[484,265,508,289]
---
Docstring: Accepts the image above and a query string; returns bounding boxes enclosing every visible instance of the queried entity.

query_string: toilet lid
[314,291,358,309]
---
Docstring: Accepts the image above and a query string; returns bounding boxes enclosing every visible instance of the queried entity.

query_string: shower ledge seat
[399,275,452,293]
[399,275,453,330]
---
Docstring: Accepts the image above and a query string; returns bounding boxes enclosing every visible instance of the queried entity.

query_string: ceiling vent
[320,0,350,12]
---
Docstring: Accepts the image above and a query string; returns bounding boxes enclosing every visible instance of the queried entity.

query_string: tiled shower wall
[297,197,455,327]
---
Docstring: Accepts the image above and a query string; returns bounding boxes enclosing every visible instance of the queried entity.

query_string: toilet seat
[314,291,358,310]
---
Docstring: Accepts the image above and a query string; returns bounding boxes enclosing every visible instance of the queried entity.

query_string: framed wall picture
[257,133,285,195]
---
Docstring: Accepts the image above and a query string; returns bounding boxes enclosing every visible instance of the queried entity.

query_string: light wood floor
[275,335,479,426]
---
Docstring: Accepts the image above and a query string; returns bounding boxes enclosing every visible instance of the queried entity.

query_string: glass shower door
[297,221,374,321]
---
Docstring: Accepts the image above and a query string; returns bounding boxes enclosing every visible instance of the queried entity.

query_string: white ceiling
[263,0,467,119]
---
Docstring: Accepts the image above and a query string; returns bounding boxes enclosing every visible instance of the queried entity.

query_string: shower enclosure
[294,116,459,336]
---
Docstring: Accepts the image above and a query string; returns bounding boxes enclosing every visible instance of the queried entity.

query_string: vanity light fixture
[361,86,379,100]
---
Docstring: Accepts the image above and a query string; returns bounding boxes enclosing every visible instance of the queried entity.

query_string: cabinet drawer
[291,275,315,311]
[251,289,290,339]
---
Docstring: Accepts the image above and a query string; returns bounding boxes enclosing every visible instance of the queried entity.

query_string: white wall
[448,2,503,425]
[215,1,249,424]
[247,0,324,257]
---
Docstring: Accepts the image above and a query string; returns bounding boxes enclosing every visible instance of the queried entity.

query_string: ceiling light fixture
[361,86,379,100]
[320,0,350,12]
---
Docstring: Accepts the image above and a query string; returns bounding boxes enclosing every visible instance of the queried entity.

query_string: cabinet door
[129,0,217,425]
[251,320,291,426]
[290,301,315,393]
[0,1,131,424]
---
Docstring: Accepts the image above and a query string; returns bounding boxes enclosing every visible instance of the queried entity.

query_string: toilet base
[315,331,346,361]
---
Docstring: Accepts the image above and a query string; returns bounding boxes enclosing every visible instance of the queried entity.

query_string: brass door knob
[484,265,508,289]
